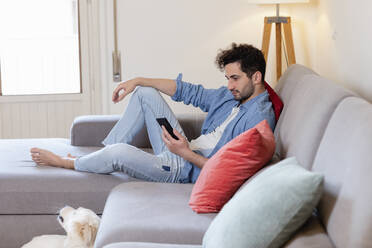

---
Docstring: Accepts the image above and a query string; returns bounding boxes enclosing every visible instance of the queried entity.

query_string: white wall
[101,0,316,115]
[314,0,372,101]
[100,0,372,116]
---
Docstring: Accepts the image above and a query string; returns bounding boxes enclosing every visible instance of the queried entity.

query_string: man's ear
[252,71,262,85]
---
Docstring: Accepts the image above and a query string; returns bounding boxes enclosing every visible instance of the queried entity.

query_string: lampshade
[247,0,309,3]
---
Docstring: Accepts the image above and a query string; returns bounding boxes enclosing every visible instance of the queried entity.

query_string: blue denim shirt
[171,73,276,183]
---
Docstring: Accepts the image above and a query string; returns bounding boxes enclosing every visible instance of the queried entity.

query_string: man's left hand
[161,126,190,156]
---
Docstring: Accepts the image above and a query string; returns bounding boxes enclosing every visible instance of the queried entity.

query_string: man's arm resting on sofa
[112,77,177,103]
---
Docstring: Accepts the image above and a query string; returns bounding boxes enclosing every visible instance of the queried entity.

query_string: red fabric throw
[264,81,284,122]
[189,120,276,213]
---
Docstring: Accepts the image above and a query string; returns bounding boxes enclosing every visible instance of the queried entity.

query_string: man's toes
[30,147,42,153]
[67,153,76,159]
[31,156,40,162]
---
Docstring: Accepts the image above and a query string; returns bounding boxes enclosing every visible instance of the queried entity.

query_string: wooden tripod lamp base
[261,16,296,81]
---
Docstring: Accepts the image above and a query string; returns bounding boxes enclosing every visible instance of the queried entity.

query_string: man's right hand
[112,76,177,103]
[112,78,141,103]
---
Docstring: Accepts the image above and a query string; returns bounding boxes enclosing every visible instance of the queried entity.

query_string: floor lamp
[247,0,309,80]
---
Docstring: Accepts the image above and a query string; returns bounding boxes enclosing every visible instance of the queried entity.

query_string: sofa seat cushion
[95,182,216,248]
[0,138,138,214]
[104,243,201,248]
[102,217,334,248]
[284,215,334,248]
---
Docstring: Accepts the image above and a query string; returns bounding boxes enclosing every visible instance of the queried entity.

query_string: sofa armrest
[70,115,121,147]
[70,112,206,147]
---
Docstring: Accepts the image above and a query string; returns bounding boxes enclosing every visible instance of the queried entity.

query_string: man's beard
[231,90,252,103]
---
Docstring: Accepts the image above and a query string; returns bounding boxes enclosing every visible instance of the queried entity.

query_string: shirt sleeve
[171,73,221,112]
[244,100,276,132]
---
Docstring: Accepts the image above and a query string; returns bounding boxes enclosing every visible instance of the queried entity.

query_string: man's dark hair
[215,43,266,81]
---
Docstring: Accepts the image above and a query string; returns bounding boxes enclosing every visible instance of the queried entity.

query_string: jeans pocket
[161,165,171,172]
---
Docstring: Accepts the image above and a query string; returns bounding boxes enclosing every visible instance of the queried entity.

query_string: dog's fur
[22,206,100,248]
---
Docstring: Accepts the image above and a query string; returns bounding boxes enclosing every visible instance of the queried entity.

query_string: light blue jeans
[74,87,187,183]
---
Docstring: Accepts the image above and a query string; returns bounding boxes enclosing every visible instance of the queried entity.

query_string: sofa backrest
[132,112,205,148]
[274,64,354,170]
[275,64,317,103]
[311,97,372,248]
[177,112,206,141]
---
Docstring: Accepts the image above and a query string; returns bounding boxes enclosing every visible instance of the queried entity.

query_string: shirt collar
[236,90,269,110]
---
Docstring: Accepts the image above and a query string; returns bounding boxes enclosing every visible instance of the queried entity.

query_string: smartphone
[156,118,179,140]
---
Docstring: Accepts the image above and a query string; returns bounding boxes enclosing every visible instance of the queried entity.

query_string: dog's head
[58,206,100,247]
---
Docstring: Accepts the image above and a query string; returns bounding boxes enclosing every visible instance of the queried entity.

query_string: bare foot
[67,153,77,159]
[30,148,75,169]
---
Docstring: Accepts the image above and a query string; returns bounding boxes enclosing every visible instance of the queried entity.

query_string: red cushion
[189,120,276,213]
[264,81,284,122]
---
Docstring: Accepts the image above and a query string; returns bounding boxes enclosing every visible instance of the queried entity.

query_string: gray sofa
[1,64,372,248]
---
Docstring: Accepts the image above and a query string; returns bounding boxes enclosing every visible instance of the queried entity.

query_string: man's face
[225,62,254,104]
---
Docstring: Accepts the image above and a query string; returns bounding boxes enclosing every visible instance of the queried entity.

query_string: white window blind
[0,0,81,95]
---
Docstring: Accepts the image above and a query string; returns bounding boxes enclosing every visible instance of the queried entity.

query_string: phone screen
[156,118,179,140]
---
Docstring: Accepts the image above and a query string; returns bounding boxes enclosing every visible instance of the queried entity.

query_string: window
[0,0,81,95]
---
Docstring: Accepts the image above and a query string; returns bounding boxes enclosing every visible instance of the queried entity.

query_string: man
[31,43,276,184]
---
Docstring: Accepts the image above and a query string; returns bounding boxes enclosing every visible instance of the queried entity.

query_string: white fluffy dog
[22,206,100,248]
